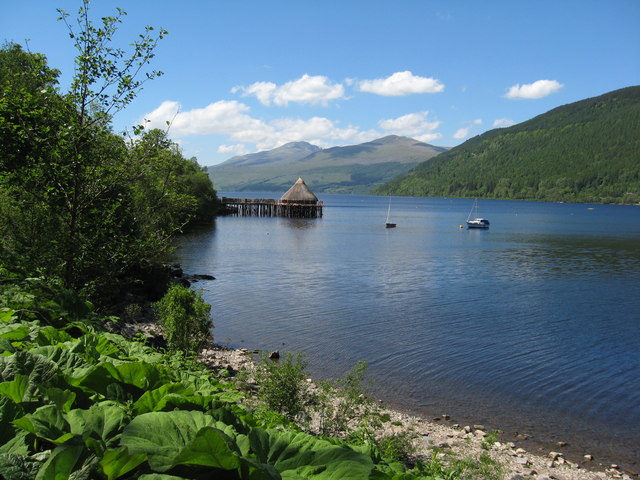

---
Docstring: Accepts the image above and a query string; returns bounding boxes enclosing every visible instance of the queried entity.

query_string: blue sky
[2,0,639,166]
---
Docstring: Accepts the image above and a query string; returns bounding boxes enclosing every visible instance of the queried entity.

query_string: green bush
[255,352,315,423]
[318,360,378,437]
[153,284,212,352]
[377,431,418,462]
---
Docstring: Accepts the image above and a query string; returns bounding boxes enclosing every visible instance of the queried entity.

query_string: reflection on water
[175,195,640,469]
[503,234,640,277]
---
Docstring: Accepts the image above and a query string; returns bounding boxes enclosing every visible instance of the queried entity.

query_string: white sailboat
[385,197,396,228]
[466,199,490,229]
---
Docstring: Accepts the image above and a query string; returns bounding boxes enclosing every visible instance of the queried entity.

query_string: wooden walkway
[221,197,323,218]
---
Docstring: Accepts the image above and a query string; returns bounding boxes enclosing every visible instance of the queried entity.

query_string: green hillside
[374,86,640,204]
[209,136,447,193]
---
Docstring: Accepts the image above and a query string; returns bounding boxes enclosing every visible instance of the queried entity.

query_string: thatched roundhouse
[220,177,322,217]
[280,177,319,205]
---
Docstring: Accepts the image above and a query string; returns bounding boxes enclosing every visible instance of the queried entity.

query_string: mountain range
[208,135,448,193]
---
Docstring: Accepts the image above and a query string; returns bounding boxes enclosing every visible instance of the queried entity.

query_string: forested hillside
[375,86,640,204]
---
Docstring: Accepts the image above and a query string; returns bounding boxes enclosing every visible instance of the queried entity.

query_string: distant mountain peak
[279,141,321,150]
[219,141,321,167]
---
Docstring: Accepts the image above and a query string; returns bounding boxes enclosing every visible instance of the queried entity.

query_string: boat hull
[466,218,490,229]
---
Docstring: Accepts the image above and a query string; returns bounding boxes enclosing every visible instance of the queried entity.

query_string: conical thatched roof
[280,177,319,204]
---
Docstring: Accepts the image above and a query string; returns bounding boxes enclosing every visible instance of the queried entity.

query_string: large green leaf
[43,387,76,413]
[0,374,29,403]
[13,404,73,444]
[33,327,73,346]
[249,429,375,480]
[0,337,15,354]
[113,361,174,390]
[0,351,60,398]
[66,363,119,395]
[34,443,84,480]
[172,426,241,469]
[0,451,45,480]
[66,403,128,447]
[132,383,193,414]
[67,361,174,399]
[0,308,17,324]
[29,346,89,373]
[99,447,147,480]
[69,333,122,360]
[0,397,25,447]
[0,324,30,341]
[120,410,240,472]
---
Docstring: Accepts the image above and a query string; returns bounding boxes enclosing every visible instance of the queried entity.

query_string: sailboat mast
[386,197,391,222]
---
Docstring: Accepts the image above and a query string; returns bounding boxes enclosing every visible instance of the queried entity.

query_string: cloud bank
[143,99,380,152]
[505,80,563,99]
[143,99,444,154]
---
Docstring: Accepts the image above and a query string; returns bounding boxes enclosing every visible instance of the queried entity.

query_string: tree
[0,2,216,307]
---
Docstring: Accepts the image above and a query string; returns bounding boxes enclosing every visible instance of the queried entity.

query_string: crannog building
[221,178,323,218]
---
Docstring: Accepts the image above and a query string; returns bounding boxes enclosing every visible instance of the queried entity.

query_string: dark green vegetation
[375,86,640,204]
[0,271,503,479]
[154,285,212,353]
[209,136,448,194]
[0,2,219,309]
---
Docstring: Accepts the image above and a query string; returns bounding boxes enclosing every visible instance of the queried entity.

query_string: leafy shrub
[318,360,379,437]
[153,284,212,352]
[377,431,417,462]
[254,352,316,423]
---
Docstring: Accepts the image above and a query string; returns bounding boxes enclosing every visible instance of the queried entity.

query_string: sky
[2,0,639,166]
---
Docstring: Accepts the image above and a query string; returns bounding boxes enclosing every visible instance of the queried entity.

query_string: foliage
[0,2,219,307]
[376,86,640,204]
[317,360,378,437]
[254,352,316,424]
[481,430,500,450]
[0,271,467,480]
[153,284,212,353]
[377,431,418,462]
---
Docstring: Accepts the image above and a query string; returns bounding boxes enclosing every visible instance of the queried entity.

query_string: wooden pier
[221,197,323,218]
[220,178,323,218]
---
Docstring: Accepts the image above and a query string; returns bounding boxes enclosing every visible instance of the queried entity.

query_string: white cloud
[493,118,515,128]
[453,127,470,139]
[505,79,564,99]
[358,71,445,96]
[218,144,251,156]
[231,81,276,106]
[473,118,482,125]
[378,111,441,142]
[233,74,345,106]
[143,100,268,139]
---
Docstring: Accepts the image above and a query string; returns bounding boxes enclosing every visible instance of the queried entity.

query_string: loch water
[175,195,640,469]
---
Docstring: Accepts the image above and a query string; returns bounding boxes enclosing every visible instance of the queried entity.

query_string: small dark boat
[385,197,396,228]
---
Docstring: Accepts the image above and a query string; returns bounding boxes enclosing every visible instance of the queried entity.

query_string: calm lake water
[175,194,640,469]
